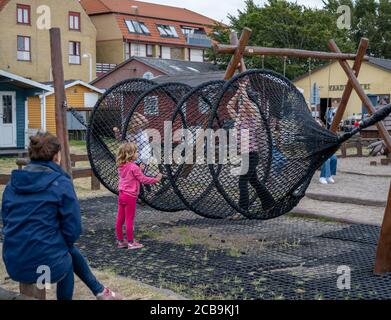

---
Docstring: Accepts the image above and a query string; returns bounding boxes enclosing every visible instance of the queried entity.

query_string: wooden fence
[0,154,100,190]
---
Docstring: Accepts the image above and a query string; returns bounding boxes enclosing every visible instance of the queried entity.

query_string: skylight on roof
[169,65,183,71]
[125,20,150,35]
[157,25,179,38]
[187,67,200,73]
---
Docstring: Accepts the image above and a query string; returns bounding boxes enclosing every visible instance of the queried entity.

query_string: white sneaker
[327,177,335,184]
[319,178,328,185]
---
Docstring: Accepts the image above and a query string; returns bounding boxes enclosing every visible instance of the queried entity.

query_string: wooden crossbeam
[215,44,369,61]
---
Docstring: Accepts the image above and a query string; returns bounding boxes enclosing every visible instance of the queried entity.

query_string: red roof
[80,0,218,26]
[115,14,212,45]
[0,0,10,11]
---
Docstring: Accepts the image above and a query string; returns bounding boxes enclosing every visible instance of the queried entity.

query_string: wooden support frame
[218,30,391,274]
[328,41,391,153]
[229,32,247,73]
[50,28,72,177]
[329,38,368,133]
[224,28,252,80]
[375,183,391,274]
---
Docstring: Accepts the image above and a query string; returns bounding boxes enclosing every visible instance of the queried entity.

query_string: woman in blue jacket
[1,132,122,300]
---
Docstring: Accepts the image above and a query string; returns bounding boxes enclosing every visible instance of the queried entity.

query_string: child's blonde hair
[116,142,138,166]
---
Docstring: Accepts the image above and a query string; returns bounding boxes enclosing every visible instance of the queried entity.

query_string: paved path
[292,156,390,226]
[337,156,391,177]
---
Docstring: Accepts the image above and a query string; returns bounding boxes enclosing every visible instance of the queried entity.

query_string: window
[181,26,205,36]
[143,72,154,80]
[17,4,30,25]
[125,20,150,34]
[2,95,13,124]
[17,36,30,61]
[69,41,81,64]
[157,25,178,38]
[125,43,147,59]
[161,46,171,59]
[69,12,81,31]
[146,44,153,57]
[144,96,158,115]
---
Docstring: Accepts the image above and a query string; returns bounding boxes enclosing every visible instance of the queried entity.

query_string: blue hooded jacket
[1,161,81,283]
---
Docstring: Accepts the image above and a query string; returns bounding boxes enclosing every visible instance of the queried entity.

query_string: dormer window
[157,25,178,38]
[69,12,81,31]
[181,26,205,36]
[125,20,150,35]
[17,4,30,25]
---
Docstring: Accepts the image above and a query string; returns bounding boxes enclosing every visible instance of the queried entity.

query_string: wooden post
[224,28,252,80]
[328,42,391,153]
[329,38,368,133]
[50,28,72,177]
[229,32,247,73]
[91,173,101,191]
[375,182,391,274]
[357,141,363,157]
[340,143,347,158]
[19,283,46,300]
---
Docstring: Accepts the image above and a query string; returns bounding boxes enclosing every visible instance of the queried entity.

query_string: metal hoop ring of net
[120,82,192,212]
[87,78,156,194]
[208,69,340,220]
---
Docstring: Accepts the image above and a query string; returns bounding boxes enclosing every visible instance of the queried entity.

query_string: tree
[324,0,391,58]
[206,0,354,80]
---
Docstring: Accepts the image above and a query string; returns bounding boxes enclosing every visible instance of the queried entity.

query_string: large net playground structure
[87,69,391,220]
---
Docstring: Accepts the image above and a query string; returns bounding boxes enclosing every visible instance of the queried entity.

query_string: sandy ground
[0,247,182,300]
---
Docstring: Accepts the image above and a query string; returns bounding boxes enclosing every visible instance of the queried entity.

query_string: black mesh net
[87,69,391,220]
[87,79,156,194]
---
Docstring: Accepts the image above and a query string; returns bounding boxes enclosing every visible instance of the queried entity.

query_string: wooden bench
[339,137,364,158]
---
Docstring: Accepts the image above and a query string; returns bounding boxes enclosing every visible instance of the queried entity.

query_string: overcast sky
[141,0,325,23]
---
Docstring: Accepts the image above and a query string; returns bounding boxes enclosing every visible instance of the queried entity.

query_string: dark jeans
[56,246,104,300]
[239,152,275,211]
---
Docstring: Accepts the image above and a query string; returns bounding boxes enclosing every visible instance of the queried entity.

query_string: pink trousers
[116,192,137,242]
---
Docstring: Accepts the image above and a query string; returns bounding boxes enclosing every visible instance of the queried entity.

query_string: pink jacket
[118,162,158,197]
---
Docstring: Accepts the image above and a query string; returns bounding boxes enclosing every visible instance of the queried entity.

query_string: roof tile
[115,14,212,45]
[0,0,10,11]
[80,0,218,25]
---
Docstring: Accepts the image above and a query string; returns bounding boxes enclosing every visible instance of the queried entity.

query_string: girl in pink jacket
[116,142,162,250]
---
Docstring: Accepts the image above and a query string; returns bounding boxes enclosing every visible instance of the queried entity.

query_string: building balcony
[185,33,212,48]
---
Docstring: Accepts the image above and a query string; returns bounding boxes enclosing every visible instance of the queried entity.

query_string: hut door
[0,92,16,148]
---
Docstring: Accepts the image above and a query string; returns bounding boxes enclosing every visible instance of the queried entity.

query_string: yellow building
[0,0,97,83]
[27,80,103,135]
[293,57,391,121]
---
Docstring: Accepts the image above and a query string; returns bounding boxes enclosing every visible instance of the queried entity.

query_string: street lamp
[82,53,93,82]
